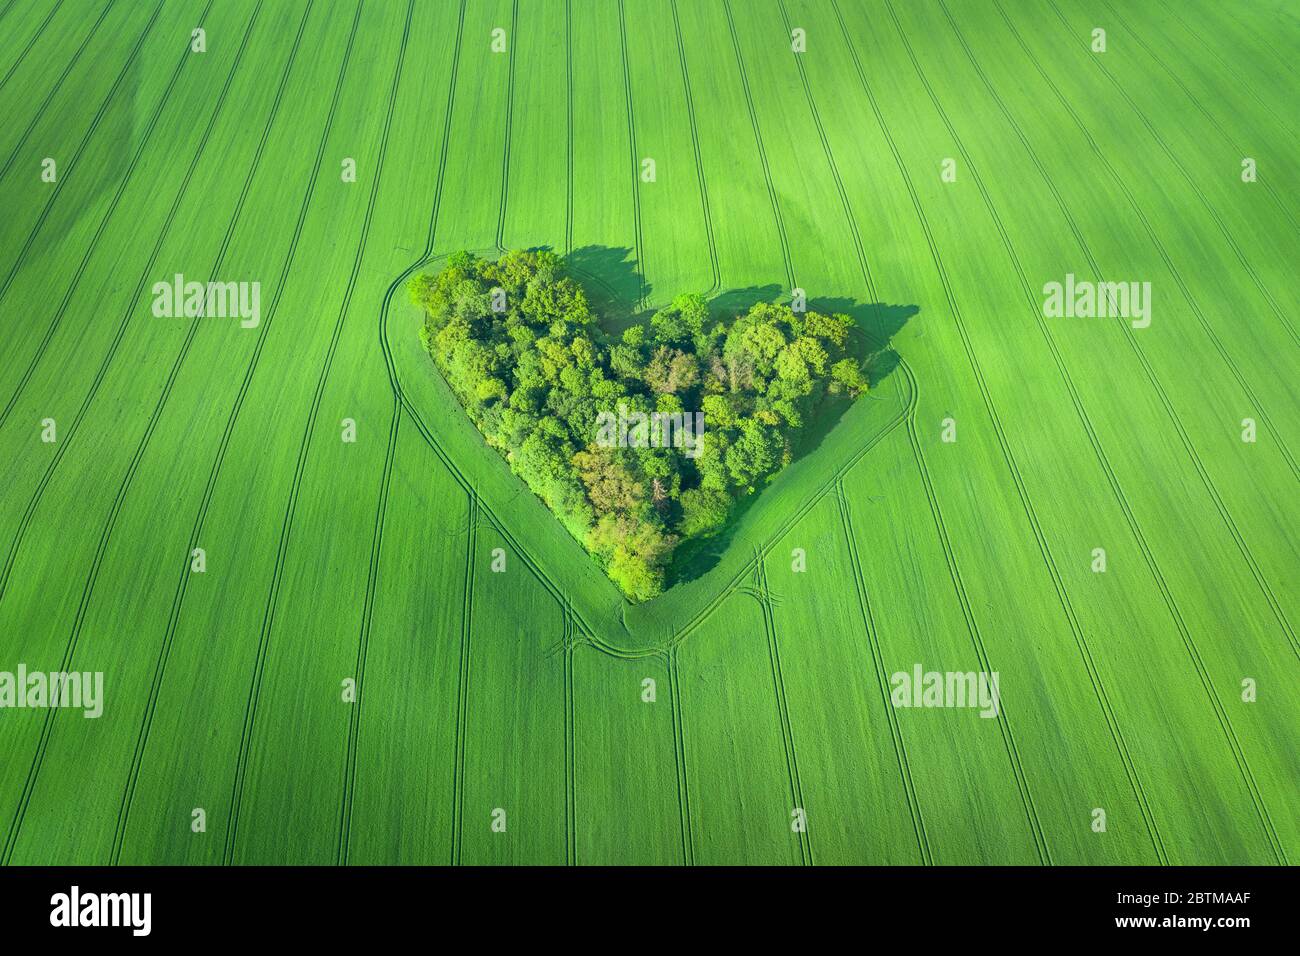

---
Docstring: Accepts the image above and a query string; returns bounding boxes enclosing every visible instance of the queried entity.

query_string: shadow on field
[27,53,140,265]
[811,295,916,388]
[564,245,648,334]
[669,294,917,587]
[555,246,919,588]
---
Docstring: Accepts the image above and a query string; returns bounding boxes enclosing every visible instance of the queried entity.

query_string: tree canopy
[412,250,869,602]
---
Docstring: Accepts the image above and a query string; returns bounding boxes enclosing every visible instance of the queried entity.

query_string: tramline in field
[0,0,1294,867]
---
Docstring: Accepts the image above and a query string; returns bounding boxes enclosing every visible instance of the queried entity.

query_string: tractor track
[755,558,811,865]
[0,0,218,434]
[1044,0,1298,353]
[833,0,1053,864]
[0,0,162,412]
[357,0,467,864]
[2,0,308,866]
[1000,0,1300,652]
[667,0,720,298]
[0,0,69,99]
[0,0,118,186]
[224,0,411,865]
[835,480,932,864]
[1154,0,1300,145]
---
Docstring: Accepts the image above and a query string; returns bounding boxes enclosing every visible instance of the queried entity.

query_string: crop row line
[362,0,468,864]
[563,596,576,866]
[450,490,477,865]
[493,0,519,255]
[934,0,1180,863]
[773,0,873,302]
[123,0,326,866]
[0,0,189,595]
[0,0,22,31]
[391,0,893,664]
[338,390,401,864]
[719,0,1052,864]
[926,0,1184,863]
[0,0,211,857]
[831,0,1054,865]
[3,0,303,866]
[0,0,116,187]
[665,3,915,652]
[8,0,269,863]
[1107,0,1296,235]
[755,557,811,865]
[0,0,68,100]
[1048,1,1300,476]
[669,0,916,649]
[987,0,1294,846]
[562,0,578,866]
[1097,0,1300,470]
[225,0,413,865]
[0,0,158,431]
[878,0,1069,864]
[666,647,694,865]
[668,367,909,651]
[109,0,273,865]
[1218,0,1300,84]
[663,0,923,867]
[719,0,793,292]
[490,1,577,864]
[391,236,611,670]
[667,0,719,297]
[386,5,902,866]
[835,481,932,865]
[375,7,616,670]
[888,0,1286,863]
[378,5,906,869]
[3,4,196,437]
[563,0,573,255]
[1025,0,1291,855]
[1156,0,1299,145]
[1050,0,1298,352]
[615,0,645,308]
[987,0,1294,660]
[26,0,315,863]
[128,0,377,865]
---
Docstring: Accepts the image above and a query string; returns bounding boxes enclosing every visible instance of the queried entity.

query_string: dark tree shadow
[564,245,649,334]
[531,250,919,591]
[810,295,917,390]
[665,292,917,587]
[709,284,783,318]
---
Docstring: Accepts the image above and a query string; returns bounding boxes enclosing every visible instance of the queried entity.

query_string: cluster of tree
[411,250,869,602]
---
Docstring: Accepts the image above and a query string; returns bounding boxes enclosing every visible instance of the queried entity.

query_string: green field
[0,0,1295,865]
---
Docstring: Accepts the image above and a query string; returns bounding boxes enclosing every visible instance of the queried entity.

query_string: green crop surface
[0,0,1295,868]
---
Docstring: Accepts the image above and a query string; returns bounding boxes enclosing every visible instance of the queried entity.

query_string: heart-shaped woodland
[410,250,874,602]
